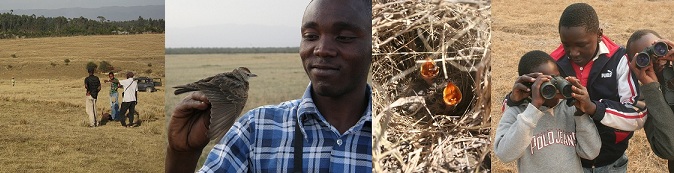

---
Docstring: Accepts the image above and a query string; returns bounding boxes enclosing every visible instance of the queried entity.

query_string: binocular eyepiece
[540,76,573,100]
[636,41,670,68]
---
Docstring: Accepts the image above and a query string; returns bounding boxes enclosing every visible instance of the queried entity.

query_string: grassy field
[0,34,165,172]
[491,1,674,172]
[165,53,310,168]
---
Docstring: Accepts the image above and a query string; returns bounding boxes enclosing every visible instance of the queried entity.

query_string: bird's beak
[250,73,258,77]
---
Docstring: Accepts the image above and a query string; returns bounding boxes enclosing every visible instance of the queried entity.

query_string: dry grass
[490,0,674,172]
[165,53,310,168]
[0,34,165,172]
[372,0,491,172]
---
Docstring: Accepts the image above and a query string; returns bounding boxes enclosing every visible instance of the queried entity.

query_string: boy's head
[558,3,602,67]
[626,29,662,60]
[518,50,560,76]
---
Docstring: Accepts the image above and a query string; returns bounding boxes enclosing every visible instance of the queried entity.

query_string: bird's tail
[173,85,199,95]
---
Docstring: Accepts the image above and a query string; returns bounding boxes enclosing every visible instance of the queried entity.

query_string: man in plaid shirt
[166,0,373,172]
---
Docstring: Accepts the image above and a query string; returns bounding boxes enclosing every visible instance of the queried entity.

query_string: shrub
[50,62,57,67]
[10,54,16,58]
[145,69,152,74]
[99,61,114,73]
[147,63,152,67]
[64,59,70,65]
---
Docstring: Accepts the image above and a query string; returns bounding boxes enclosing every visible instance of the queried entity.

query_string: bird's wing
[200,75,249,142]
[173,75,217,95]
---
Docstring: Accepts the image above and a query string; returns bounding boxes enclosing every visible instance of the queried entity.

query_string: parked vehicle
[136,77,162,92]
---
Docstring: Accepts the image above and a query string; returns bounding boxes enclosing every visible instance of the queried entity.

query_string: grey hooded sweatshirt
[495,100,601,173]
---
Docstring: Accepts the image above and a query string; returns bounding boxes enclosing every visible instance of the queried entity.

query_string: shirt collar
[592,40,609,62]
[296,83,373,133]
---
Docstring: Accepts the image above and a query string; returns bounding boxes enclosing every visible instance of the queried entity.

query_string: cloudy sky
[165,0,311,48]
[0,0,164,10]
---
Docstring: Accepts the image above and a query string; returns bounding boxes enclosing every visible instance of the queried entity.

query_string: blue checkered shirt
[198,84,373,173]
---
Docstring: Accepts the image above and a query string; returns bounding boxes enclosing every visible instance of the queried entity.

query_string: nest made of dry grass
[372,0,491,172]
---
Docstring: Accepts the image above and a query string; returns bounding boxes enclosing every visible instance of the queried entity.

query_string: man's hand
[510,73,544,103]
[629,52,659,85]
[530,74,551,108]
[567,76,596,115]
[166,91,212,173]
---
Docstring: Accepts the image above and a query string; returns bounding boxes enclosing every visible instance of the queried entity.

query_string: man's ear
[597,28,603,38]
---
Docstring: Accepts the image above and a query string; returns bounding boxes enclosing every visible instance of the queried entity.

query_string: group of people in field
[84,67,138,128]
[494,3,674,173]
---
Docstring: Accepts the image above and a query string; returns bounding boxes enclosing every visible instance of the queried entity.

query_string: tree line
[165,47,299,54]
[0,11,164,39]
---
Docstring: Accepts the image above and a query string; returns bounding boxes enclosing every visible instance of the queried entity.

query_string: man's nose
[314,36,337,58]
[569,47,581,58]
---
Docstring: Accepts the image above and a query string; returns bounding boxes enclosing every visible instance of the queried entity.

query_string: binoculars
[525,75,576,106]
[636,41,670,68]
[539,76,573,100]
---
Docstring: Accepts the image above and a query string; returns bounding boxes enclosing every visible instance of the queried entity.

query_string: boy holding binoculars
[495,50,601,172]
[503,3,645,172]
[626,29,674,172]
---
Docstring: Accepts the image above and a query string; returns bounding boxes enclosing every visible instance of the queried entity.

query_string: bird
[174,67,257,142]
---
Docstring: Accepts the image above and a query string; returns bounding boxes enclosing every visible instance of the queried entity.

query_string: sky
[0,0,164,10]
[165,0,311,48]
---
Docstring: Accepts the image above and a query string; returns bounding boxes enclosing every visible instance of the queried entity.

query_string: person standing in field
[84,67,101,127]
[118,71,138,127]
[104,72,120,121]
[11,77,15,86]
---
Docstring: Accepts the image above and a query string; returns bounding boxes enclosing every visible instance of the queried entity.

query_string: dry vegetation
[0,34,165,172]
[491,0,674,172]
[372,0,491,172]
[165,53,310,167]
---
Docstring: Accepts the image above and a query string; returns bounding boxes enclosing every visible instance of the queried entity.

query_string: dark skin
[559,26,602,67]
[165,0,371,172]
[300,0,372,133]
[627,34,674,173]
[515,61,595,115]
[104,73,119,85]
[627,34,674,84]
[511,26,601,105]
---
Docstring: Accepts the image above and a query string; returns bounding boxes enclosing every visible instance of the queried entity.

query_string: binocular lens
[636,53,651,68]
[653,42,669,56]
[560,85,573,98]
[540,84,557,99]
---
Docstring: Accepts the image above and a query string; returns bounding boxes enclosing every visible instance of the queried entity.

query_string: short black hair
[626,29,663,58]
[558,3,599,34]
[518,50,555,76]
[108,72,114,75]
[87,67,95,73]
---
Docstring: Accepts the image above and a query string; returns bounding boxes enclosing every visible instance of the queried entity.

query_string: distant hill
[0,5,164,21]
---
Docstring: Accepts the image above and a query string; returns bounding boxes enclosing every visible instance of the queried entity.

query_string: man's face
[109,73,114,79]
[559,26,600,67]
[627,33,664,71]
[299,0,372,98]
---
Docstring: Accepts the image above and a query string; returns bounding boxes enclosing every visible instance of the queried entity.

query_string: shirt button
[336,139,342,146]
[579,67,583,71]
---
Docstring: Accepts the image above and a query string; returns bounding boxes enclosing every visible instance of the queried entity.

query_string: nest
[372,0,491,172]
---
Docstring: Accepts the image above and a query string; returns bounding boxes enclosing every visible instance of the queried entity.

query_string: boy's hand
[511,72,544,103]
[628,52,659,84]
[567,76,596,115]
[530,74,551,108]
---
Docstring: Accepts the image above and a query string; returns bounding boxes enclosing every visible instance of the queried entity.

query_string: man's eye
[336,36,356,42]
[303,34,318,41]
